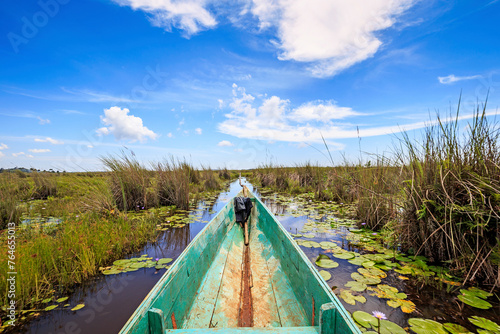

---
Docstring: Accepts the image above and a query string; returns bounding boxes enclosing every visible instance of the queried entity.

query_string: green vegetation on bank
[0,157,229,314]
[252,105,499,286]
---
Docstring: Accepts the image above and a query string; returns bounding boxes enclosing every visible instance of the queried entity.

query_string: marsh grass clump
[31,171,58,199]
[397,105,500,284]
[353,160,402,230]
[0,174,23,229]
[156,158,191,210]
[101,153,156,211]
[0,213,158,310]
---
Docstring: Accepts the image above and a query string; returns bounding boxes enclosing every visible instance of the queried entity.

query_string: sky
[1,0,499,171]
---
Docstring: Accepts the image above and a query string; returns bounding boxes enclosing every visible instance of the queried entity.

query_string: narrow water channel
[22,179,499,334]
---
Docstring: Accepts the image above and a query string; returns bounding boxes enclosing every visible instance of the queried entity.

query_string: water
[21,179,499,333]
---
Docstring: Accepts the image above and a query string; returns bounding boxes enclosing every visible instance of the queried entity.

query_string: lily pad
[344,280,367,292]
[361,261,376,268]
[408,318,447,334]
[351,272,381,285]
[71,304,85,311]
[319,270,332,281]
[333,252,356,260]
[339,290,366,305]
[56,297,69,303]
[319,241,337,248]
[315,254,339,268]
[352,311,378,328]
[303,233,316,238]
[348,257,369,266]
[379,320,407,334]
[157,258,173,265]
[44,305,58,311]
[399,299,416,313]
[302,240,321,248]
[458,294,492,309]
[468,316,500,332]
[460,287,493,299]
[442,323,473,334]
[113,259,131,266]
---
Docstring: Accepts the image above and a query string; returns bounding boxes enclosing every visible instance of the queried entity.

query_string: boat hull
[120,191,361,334]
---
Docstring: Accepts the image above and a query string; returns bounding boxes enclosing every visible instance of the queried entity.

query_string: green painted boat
[120,190,361,334]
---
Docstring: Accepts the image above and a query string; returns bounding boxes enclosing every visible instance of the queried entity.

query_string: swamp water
[20,179,500,334]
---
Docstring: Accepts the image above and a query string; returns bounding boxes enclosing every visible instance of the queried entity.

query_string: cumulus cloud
[108,1,416,77]
[250,0,415,77]
[218,140,234,147]
[0,143,8,150]
[96,106,158,143]
[34,137,64,145]
[112,0,217,36]
[438,74,482,84]
[221,84,496,146]
[218,84,363,144]
[195,127,202,135]
[29,149,51,153]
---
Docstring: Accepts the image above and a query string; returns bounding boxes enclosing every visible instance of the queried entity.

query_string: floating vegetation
[315,254,339,268]
[71,304,85,311]
[244,188,500,334]
[352,311,406,333]
[100,254,172,275]
[442,323,473,334]
[367,285,416,313]
[340,290,366,305]
[458,287,494,310]
[468,316,500,333]
[319,270,332,281]
[408,318,447,334]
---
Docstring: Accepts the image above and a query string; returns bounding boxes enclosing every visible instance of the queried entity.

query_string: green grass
[0,212,158,310]
[0,156,230,316]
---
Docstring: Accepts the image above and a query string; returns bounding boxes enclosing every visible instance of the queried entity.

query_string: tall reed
[101,153,156,211]
[396,104,500,284]
[155,158,191,210]
[0,213,158,310]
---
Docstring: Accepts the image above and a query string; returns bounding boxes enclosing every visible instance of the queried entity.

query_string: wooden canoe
[119,191,361,334]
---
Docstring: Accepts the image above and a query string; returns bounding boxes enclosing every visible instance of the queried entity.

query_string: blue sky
[1,0,499,171]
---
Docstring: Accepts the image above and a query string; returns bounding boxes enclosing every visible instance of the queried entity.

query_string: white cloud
[27,154,34,158]
[12,152,25,157]
[108,1,415,76]
[438,74,482,84]
[167,132,173,138]
[218,85,498,145]
[0,152,4,158]
[219,84,361,144]
[218,85,500,145]
[112,0,217,36]
[251,0,415,77]
[218,140,234,147]
[234,148,243,152]
[0,143,8,150]
[290,101,359,122]
[97,106,158,143]
[37,116,50,125]
[34,137,64,145]
[29,149,51,153]
[195,127,202,135]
